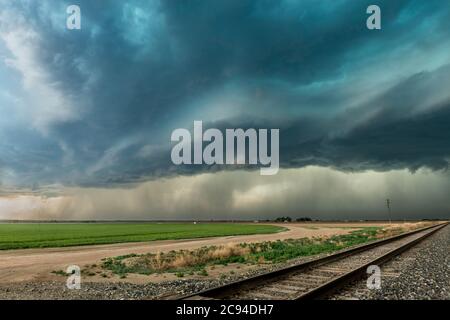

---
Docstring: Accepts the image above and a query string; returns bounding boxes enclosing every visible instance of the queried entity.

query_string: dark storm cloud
[0,0,449,188]
[281,65,450,172]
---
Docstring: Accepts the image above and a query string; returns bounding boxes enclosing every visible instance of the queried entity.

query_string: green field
[0,223,284,250]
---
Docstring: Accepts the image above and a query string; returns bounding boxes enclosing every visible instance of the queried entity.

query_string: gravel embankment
[0,279,217,300]
[0,264,301,300]
[330,224,450,300]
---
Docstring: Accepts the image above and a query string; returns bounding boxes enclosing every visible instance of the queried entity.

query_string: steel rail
[295,222,448,299]
[176,222,448,300]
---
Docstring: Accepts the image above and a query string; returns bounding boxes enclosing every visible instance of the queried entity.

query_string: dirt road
[0,223,371,283]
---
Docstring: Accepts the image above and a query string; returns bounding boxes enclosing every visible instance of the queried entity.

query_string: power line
[386,198,392,224]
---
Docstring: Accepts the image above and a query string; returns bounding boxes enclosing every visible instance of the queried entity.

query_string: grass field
[0,223,285,250]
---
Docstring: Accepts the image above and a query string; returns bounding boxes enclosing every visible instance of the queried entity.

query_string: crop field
[0,223,284,250]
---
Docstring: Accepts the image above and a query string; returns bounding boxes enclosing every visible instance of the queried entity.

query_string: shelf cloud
[0,0,449,219]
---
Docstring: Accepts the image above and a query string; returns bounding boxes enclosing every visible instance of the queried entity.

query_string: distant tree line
[274,217,313,222]
[296,217,313,222]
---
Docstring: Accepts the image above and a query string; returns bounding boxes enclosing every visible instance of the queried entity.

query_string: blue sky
[0,0,449,219]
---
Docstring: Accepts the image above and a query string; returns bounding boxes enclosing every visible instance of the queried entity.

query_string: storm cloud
[0,1,449,219]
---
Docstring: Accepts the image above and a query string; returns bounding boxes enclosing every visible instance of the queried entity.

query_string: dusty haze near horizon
[1,166,449,221]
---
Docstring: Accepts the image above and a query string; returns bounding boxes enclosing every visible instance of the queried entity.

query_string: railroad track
[177,222,448,300]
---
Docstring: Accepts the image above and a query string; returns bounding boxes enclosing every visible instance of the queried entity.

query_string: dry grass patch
[374,222,435,239]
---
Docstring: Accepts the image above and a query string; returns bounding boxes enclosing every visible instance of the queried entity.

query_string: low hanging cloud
[2,167,449,221]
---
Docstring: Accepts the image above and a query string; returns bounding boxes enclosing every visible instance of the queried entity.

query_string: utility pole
[386,198,392,224]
